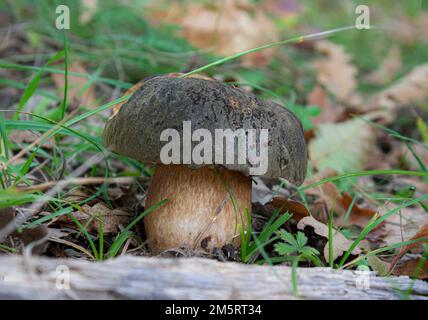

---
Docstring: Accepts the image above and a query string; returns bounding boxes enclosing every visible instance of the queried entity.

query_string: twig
[16,176,136,192]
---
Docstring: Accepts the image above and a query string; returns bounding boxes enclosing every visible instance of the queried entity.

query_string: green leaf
[107,231,135,258]
[296,231,308,247]
[276,229,299,247]
[301,246,320,257]
[274,243,297,255]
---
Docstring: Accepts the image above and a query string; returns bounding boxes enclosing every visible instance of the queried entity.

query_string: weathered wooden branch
[0,255,427,300]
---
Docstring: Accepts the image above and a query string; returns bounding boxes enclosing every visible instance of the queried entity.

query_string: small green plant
[273,230,322,267]
[273,230,322,296]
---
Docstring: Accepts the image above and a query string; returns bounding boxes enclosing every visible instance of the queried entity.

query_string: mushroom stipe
[103,74,307,254]
[145,164,251,253]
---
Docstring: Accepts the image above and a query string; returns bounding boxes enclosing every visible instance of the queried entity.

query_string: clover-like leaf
[274,243,297,256]
[276,229,299,247]
[296,231,308,248]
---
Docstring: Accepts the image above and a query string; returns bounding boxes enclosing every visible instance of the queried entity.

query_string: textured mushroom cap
[103,75,307,184]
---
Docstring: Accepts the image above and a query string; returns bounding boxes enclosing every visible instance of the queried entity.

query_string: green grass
[0,243,17,253]
[13,50,65,120]
[240,209,292,263]
[66,199,168,260]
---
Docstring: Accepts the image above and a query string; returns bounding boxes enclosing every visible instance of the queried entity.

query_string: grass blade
[328,209,334,269]
[297,169,428,196]
[13,51,65,120]
[181,26,357,77]
[123,199,169,233]
[66,212,99,260]
[338,193,428,267]
[60,32,68,120]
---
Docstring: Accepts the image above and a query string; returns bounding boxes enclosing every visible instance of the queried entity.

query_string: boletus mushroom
[103,74,307,254]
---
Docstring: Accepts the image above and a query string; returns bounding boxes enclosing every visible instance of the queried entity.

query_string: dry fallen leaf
[380,204,428,248]
[389,11,428,44]
[0,207,48,254]
[252,197,309,221]
[297,216,361,262]
[57,202,132,234]
[151,0,278,66]
[63,188,93,204]
[365,132,404,170]
[51,61,96,108]
[14,225,49,255]
[365,46,402,85]
[269,197,310,221]
[392,259,428,279]
[312,182,340,211]
[9,130,52,148]
[304,180,380,229]
[314,40,360,103]
[339,193,381,229]
[252,177,289,206]
[369,63,428,121]
[251,177,308,220]
[0,207,15,230]
[359,240,391,276]
[389,223,428,272]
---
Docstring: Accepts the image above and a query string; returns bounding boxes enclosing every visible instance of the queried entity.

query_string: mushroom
[103,74,307,254]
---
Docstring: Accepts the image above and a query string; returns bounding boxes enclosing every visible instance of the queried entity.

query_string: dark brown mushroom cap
[103,75,307,184]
